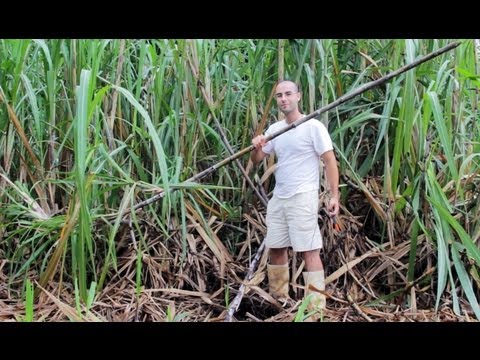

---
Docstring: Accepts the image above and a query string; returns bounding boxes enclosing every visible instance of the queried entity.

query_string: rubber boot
[267,263,290,301]
[302,270,326,321]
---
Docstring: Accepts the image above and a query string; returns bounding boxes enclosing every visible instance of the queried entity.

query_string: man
[251,80,339,320]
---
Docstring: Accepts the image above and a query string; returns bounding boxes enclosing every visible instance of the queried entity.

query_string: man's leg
[267,247,289,300]
[302,249,326,320]
[270,247,288,265]
[284,190,326,319]
[303,249,323,271]
[265,195,291,301]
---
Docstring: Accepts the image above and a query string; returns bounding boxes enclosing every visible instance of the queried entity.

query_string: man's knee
[301,249,323,272]
[269,247,288,264]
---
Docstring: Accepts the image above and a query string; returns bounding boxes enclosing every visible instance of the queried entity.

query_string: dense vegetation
[0,39,479,321]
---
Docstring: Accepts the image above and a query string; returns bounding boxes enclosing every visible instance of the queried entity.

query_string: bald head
[276,80,300,93]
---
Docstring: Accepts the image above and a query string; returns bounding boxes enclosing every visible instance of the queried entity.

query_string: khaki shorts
[265,190,322,252]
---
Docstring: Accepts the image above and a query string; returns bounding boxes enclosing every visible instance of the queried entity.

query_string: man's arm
[251,135,268,164]
[321,150,339,217]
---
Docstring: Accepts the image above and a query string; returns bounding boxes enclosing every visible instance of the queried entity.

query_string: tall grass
[0,39,478,319]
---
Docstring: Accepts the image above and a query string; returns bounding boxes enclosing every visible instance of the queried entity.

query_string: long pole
[131,41,460,216]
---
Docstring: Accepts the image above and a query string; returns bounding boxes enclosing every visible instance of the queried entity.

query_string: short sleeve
[311,121,333,156]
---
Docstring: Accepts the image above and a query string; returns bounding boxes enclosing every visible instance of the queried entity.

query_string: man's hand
[251,135,268,164]
[252,135,266,150]
[327,196,339,217]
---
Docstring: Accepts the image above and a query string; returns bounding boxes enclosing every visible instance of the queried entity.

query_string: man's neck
[285,111,303,124]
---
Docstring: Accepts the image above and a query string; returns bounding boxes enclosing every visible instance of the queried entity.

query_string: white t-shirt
[262,118,333,198]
